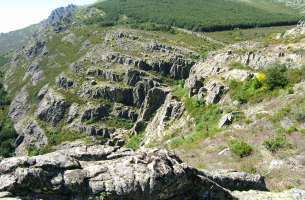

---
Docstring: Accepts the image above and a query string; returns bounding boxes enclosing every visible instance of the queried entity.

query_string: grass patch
[103,118,133,129]
[263,134,290,153]
[126,132,144,150]
[229,61,251,70]
[229,139,253,158]
[229,64,305,104]
[28,120,87,156]
[206,26,294,44]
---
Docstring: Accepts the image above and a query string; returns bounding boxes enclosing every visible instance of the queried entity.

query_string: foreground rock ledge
[0,144,300,200]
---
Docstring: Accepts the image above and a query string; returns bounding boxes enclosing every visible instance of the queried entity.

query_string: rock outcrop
[45,4,77,31]
[144,94,184,145]
[80,103,109,122]
[9,87,29,123]
[56,73,75,89]
[36,89,70,126]
[0,144,235,200]
[23,63,44,85]
[14,120,48,156]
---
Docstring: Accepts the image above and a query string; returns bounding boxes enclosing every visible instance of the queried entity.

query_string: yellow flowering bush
[256,72,266,82]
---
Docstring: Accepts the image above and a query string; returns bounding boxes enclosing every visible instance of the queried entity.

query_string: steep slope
[93,0,303,31]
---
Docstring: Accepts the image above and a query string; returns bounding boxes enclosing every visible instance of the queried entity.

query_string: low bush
[229,78,266,104]
[229,139,253,158]
[263,134,288,152]
[265,64,288,90]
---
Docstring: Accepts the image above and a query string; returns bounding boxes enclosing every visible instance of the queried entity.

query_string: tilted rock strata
[0,144,235,200]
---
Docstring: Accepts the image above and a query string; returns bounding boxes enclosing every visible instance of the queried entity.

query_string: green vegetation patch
[229,139,253,158]
[94,0,302,32]
[263,134,290,153]
[103,118,133,129]
[229,64,305,104]
[27,130,85,156]
[126,132,144,150]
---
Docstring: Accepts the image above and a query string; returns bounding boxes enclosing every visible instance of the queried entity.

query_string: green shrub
[229,139,253,158]
[229,78,266,104]
[263,134,288,152]
[265,64,288,90]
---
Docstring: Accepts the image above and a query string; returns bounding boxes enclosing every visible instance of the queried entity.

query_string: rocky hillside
[1,2,305,200]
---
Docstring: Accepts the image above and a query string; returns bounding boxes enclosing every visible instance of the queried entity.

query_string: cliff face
[1,4,305,200]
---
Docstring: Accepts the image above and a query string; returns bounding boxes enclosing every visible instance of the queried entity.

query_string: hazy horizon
[0,0,97,33]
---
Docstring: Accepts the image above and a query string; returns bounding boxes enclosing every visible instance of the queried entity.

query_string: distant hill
[0,24,39,55]
[93,0,303,31]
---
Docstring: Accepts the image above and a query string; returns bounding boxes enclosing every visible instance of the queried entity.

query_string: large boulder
[36,89,70,126]
[203,169,267,191]
[204,81,228,104]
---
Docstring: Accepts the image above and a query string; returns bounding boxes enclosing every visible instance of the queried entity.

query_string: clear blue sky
[0,0,97,33]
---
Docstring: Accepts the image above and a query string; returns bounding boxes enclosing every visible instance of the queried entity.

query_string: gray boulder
[219,113,235,128]
[132,79,160,107]
[205,81,228,104]
[81,84,134,106]
[25,40,47,59]
[37,84,49,100]
[204,169,267,191]
[144,94,184,145]
[185,76,204,97]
